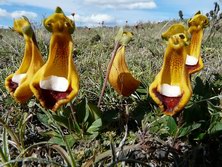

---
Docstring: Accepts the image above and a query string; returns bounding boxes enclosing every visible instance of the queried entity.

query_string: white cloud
[84,0,157,9]
[0,8,8,17]
[11,11,37,18]
[126,2,156,9]
[3,0,80,13]
[68,13,115,27]
[4,0,157,10]
[0,8,37,19]
[77,14,113,23]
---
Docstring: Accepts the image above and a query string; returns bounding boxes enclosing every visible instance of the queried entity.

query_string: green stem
[193,95,222,104]
[0,117,21,151]
[44,110,76,167]
[0,147,11,167]
[69,102,82,136]
[3,119,10,163]
[57,126,76,167]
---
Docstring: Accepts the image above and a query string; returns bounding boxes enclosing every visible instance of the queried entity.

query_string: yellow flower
[5,17,44,103]
[30,7,79,111]
[149,24,192,116]
[186,11,209,74]
[108,29,140,96]
[161,23,189,41]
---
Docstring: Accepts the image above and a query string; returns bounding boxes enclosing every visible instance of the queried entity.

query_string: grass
[0,18,222,166]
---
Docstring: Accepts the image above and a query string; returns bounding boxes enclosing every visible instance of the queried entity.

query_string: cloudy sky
[0,0,220,28]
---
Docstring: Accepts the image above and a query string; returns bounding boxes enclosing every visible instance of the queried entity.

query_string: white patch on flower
[186,55,198,66]
[12,73,27,85]
[40,75,69,92]
[160,84,181,97]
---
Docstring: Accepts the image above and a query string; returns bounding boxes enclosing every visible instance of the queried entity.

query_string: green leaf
[2,127,10,163]
[87,103,101,121]
[166,116,177,135]
[75,98,89,123]
[87,118,102,135]
[38,130,59,138]
[72,119,82,134]
[208,122,222,135]
[178,123,201,138]
[60,106,72,118]
[52,115,69,129]
[37,113,50,127]
[136,87,147,94]
[49,134,76,147]
[194,132,206,140]
[75,98,101,127]
[0,147,10,166]
[64,135,76,147]
[49,136,64,145]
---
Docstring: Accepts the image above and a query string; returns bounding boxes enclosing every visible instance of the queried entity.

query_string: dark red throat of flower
[153,88,181,113]
[186,63,200,72]
[9,80,18,92]
[37,86,72,110]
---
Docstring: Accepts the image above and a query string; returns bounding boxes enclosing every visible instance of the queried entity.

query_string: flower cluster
[149,11,209,116]
[5,8,209,116]
[5,7,79,111]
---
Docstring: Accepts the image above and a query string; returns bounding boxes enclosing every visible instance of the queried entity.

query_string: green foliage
[37,98,102,143]
[181,75,222,140]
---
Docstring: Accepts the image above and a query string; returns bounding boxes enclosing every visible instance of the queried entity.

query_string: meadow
[0,8,222,167]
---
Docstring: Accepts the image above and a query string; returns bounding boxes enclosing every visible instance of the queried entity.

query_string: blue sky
[0,0,219,28]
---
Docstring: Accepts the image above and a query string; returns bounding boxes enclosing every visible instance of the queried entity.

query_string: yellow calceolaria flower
[5,17,44,103]
[108,29,140,96]
[161,23,189,41]
[30,7,79,111]
[186,11,209,74]
[149,24,192,116]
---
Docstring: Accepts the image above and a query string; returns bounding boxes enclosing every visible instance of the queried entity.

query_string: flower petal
[108,46,140,96]
[186,12,209,74]
[30,7,79,111]
[149,27,192,116]
[161,23,189,41]
[5,17,44,103]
